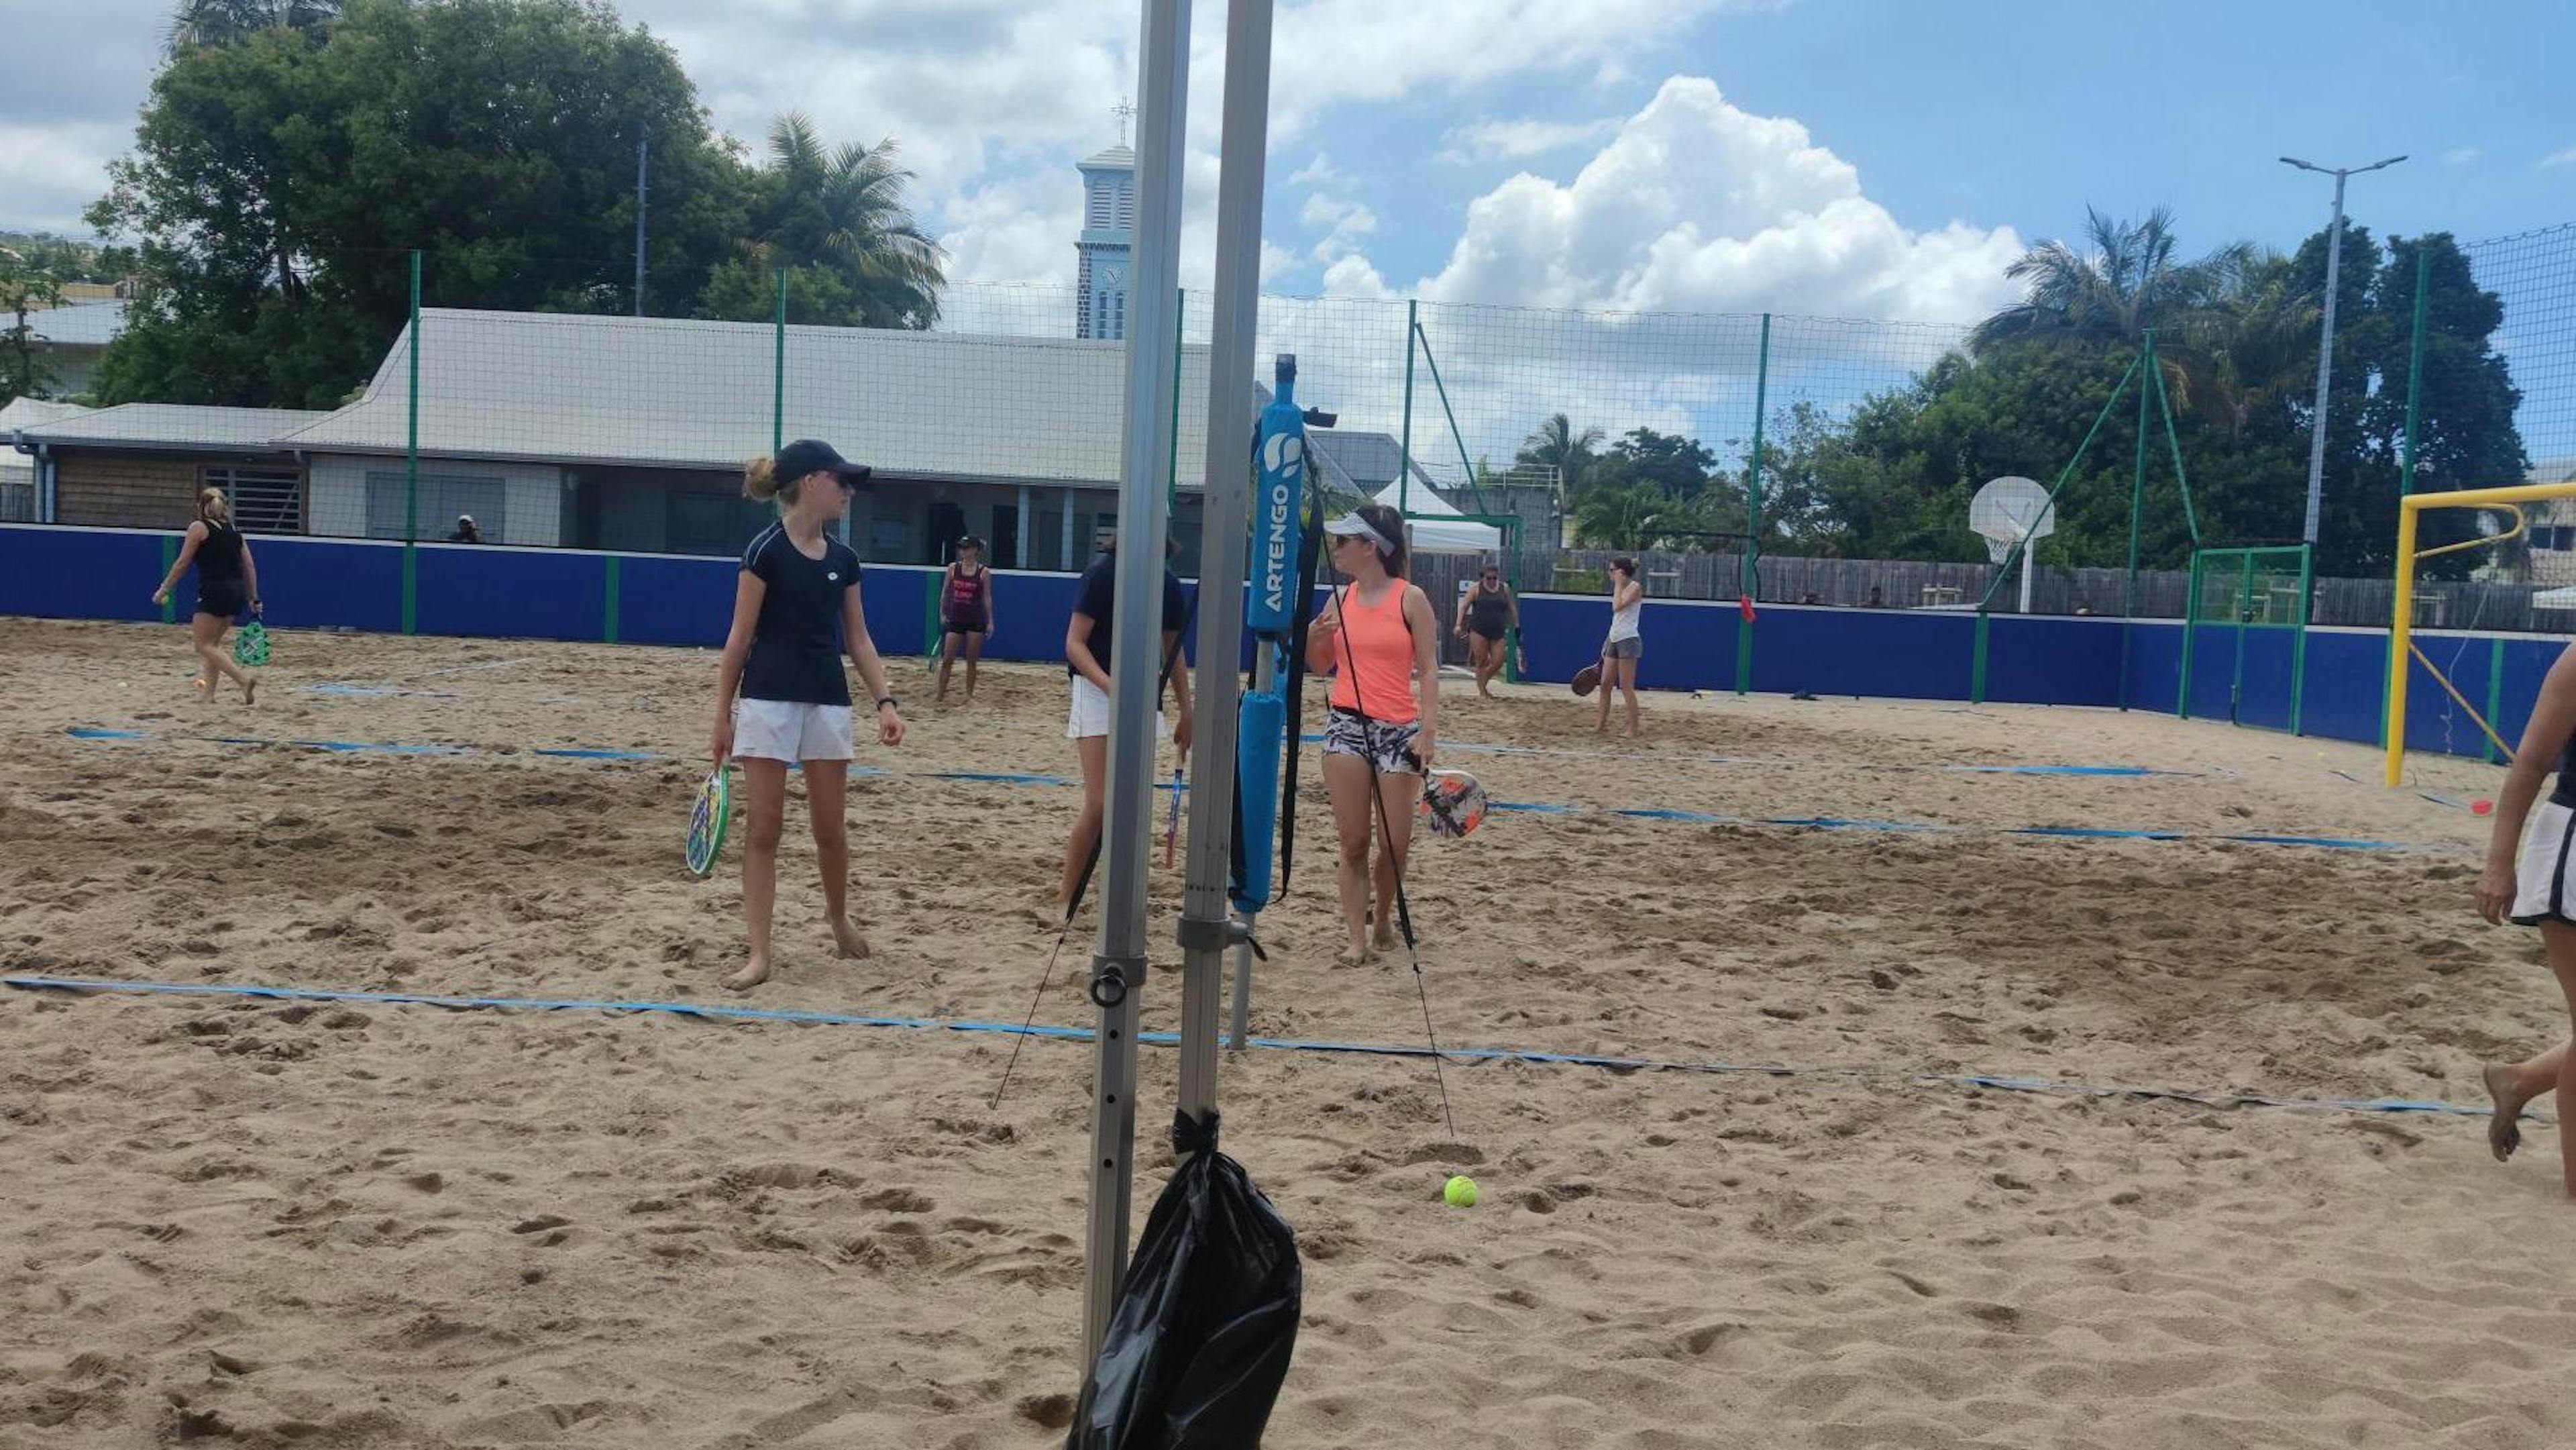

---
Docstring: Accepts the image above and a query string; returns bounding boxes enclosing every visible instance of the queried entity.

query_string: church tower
[1075,101,1137,341]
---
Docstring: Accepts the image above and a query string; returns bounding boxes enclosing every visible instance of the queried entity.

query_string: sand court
[3,616,2573,1448]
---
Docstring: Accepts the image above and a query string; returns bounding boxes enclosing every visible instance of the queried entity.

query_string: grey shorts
[1324,708,1421,776]
[1603,636,1642,661]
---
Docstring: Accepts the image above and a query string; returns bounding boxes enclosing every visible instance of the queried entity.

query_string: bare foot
[242,672,260,707]
[1373,925,1397,951]
[1333,945,1369,968]
[724,958,773,991]
[830,915,872,960]
[2484,1062,2526,1162]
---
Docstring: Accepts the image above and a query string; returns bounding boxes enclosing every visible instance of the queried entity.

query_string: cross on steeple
[1112,96,1136,148]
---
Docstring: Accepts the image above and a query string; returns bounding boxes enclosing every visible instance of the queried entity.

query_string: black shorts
[1467,622,1507,643]
[943,620,986,637]
[197,581,247,620]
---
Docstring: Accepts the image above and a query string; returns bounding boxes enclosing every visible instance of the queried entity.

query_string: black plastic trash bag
[1068,1110,1301,1449]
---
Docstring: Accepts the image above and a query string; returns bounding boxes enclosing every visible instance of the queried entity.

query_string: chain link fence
[15,222,2576,633]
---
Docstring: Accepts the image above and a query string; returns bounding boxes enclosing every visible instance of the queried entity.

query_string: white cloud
[2442,146,2479,168]
[1287,153,1344,188]
[1355,77,2021,325]
[2539,144,2576,170]
[1435,116,1622,165]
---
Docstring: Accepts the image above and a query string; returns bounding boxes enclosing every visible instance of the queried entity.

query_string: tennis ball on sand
[1443,1175,1479,1208]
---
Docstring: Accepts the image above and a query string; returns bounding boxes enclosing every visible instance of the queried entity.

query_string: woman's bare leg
[936,633,959,703]
[1620,658,1642,737]
[1594,654,1613,733]
[1057,735,1110,912]
[963,632,984,701]
[729,759,790,990]
[804,759,870,960]
[1324,752,1377,964]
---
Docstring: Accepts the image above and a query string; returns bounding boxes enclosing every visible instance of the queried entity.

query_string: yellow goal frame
[2383,480,2576,786]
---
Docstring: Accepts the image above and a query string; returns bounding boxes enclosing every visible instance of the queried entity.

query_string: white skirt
[2510,800,2576,926]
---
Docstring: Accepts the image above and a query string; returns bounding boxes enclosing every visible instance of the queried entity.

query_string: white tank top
[1607,591,1642,642]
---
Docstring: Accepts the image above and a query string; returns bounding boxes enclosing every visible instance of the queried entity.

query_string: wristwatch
[876,696,899,712]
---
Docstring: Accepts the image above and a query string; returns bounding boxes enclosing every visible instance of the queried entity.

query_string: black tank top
[2553,737,2576,809]
[195,521,245,586]
[1465,583,1509,634]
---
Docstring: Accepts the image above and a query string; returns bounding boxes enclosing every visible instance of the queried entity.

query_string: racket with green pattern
[232,618,270,668]
[685,765,732,878]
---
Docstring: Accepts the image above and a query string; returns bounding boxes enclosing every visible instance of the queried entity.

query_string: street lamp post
[2280,153,2406,546]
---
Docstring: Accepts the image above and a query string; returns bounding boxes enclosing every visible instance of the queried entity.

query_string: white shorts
[733,698,855,762]
[2512,800,2576,926]
[1066,675,1165,741]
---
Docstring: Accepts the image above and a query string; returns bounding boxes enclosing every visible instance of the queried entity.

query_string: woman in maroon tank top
[936,535,996,705]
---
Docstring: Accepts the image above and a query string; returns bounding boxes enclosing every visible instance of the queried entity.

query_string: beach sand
[2,616,2571,1447]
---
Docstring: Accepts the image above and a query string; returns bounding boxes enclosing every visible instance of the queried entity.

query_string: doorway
[990,503,1019,570]
[926,501,966,565]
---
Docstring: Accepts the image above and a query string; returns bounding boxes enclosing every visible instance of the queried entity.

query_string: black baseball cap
[773,438,871,484]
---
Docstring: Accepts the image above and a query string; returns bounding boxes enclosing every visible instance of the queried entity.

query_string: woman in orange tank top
[1308,503,1442,968]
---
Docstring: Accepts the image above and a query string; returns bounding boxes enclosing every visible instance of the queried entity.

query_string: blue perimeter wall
[1,523,2542,761]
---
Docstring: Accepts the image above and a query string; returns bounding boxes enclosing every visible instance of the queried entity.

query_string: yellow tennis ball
[1443,1174,1478,1208]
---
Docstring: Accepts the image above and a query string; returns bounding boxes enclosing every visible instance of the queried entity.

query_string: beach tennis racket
[1571,662,1601,697]
[232,619,270,668]
[684,765,732,878]
[1163,767,1183,868]
[1419,769,1488,839]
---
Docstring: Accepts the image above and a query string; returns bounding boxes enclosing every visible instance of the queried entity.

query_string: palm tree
[1515,413,1604,503]
[1970,207,2251,354]
[164,0,338,52]
[759,113,947,329]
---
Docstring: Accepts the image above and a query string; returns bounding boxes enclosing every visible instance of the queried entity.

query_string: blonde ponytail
[199,487,231,525]
[743,456,781,502]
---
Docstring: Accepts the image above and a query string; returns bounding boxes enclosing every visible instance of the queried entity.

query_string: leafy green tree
[720,113,944,329]
[1601,426,1719,497]
[0,248,64,404]
[91,0,754,407]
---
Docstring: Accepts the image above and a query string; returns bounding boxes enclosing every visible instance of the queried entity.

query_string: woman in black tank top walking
[151,486,263,705]
[2475,650,2576,1198]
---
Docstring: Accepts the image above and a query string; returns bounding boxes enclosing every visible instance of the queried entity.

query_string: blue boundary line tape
[58,728,2414,851]
[0,974,2525,1123]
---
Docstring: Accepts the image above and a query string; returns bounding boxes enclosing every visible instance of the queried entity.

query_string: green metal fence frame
[2180,543,2313,735]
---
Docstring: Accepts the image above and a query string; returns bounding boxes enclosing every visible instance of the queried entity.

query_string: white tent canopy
[1369,474,1503,555]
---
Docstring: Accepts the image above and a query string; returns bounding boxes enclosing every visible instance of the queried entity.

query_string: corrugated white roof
[28,300,125,347]
[274,309,1236,487]
[22,403,331,451]
[1,397,94,433]
[1079,144,1136,170]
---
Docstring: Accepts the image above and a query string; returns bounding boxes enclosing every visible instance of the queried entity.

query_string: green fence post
[1970,610,1991,705]
[2485,636,2508,764]
[923,572,944,657]
[1397,300,1417,515]
[1737,313,1770,698]
[603,556,621,644]
[2118,332,2153,711]
[159,535,178,623]
[773,269,788,457]
[2229,554,2252,725]
[2178,550,2201,720]
[401,249,421,635]
[2290,544,2312,737]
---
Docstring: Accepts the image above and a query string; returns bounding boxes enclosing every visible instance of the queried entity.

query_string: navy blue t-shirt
[1069,550,1189,681]
[741,524,861,705]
